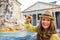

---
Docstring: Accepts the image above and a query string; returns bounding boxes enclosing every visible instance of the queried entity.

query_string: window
[52,12,54,17]
[55,12,60,29]
[38,13,41,20]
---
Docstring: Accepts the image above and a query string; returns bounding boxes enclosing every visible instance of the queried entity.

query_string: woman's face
[42,17,51,29]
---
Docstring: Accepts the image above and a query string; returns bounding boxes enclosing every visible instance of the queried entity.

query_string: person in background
[24,15,36,32]
[37,10,60,40]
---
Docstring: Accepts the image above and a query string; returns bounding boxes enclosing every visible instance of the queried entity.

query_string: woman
[37,10,60,40]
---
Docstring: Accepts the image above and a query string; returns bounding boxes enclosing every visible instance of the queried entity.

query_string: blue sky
[18,0,60,11]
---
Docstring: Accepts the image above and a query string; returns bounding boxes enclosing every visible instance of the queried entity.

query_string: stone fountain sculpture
[0,0,26,32]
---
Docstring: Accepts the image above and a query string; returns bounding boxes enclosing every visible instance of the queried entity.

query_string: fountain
[0,0,37,40]
[0,0,26,32]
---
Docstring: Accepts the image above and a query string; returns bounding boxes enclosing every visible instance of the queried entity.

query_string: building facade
[22,1,60,30]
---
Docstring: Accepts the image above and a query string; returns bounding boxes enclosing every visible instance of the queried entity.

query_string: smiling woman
[37,10,60,40]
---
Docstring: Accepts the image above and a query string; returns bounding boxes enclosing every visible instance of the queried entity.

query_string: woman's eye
[42,19,45,21]
[47,19,50,21]
[42,18,50,21]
